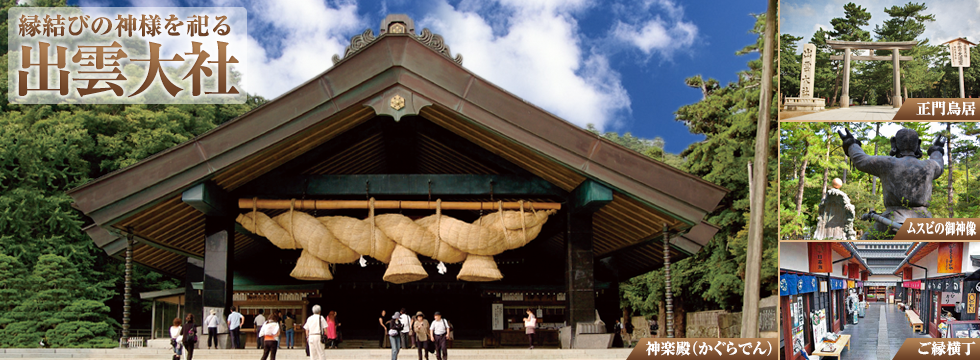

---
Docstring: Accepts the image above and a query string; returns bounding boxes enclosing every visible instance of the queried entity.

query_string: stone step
[0,348,633,359]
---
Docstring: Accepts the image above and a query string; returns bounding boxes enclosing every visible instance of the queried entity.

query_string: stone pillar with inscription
[784,43,826,111]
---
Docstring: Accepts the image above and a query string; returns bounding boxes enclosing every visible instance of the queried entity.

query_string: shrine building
[68,15,727,349]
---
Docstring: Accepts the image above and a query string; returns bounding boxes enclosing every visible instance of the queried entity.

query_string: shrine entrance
[68,15,726,349]
[828,40,916,108]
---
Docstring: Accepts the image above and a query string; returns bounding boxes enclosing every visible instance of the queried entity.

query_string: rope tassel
[235,198,557,283]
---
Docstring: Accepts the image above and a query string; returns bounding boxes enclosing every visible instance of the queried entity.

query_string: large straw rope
[236,199,556,283]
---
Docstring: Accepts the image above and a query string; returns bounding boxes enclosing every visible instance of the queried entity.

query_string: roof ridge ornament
[331,14,462,66]
[415,28,463,65]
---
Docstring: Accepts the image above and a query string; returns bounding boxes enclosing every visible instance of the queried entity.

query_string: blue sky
[67,0,768,154]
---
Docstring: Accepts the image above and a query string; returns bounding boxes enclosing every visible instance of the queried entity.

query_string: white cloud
[420,0,630,130]
[611,0,697,57]
[243,0,366,100]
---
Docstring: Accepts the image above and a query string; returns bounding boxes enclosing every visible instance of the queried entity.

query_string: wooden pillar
[183,181,237,349]
[204,215,235,348]
[121,234,133,347]
[959,66,965,98]
[741,0,776,339]
[184,257,204,341]
[841,48,851,108]
[663,224,674,338]
[566,180,612,346]
[892,49,902,108]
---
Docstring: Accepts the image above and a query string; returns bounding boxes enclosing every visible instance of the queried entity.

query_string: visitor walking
[387,312,404,360]
[523,309,536,349]
[204,309,219,349]
[303,305,328,360]
[399,308,412,349]
[326,311,340,349]
[255,309,266,349]
[378,310,389,348]
[170,318,183,360]
[259,313,280,360]
[623,320,634,348]
[412,312,430,360]
[429,311,451,360]
[277,311,284,349]
[284,312,296,349]
[181,313,198,360]
[228,306,243,349]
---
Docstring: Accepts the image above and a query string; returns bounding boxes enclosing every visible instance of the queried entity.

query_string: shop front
[780,272,819,360]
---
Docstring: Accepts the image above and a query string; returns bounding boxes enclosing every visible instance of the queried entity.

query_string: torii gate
[828,40,916,108]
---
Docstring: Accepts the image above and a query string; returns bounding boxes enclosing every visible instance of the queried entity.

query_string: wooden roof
[67,26,727,279]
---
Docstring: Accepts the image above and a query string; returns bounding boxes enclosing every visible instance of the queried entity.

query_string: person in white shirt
[255,310,266,349]
[303,305,328,360]
[258,314,281,360]
[204,309,220,349]
[170,317,183,357]
[428,312,451,360]
[227,307,243,349]
[399,307,412,349]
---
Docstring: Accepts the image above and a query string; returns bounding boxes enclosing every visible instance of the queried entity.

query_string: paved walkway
[837,303,931,360]
[0,348,633,359]
[781,106,899,121]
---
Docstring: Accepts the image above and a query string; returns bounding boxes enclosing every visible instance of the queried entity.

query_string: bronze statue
[837,127,945,238]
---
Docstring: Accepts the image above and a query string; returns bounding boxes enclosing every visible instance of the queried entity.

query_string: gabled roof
[67,21,727,278]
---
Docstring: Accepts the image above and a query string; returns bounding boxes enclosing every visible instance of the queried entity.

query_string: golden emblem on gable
[390,95,405,110]
[389,23,406,34]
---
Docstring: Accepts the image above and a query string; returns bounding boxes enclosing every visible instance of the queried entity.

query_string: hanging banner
[937,242,963,273]
[492,303,504,330]
[808,243,833,273]
[903,267,913,280]
[861,271,868,281]
[848,264,859,279]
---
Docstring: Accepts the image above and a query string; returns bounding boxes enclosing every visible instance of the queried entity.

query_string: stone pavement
[837,303,931,360]
[0,348,633,360]
[781,106,899,121]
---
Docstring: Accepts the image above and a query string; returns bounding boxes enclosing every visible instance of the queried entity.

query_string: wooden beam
[131,234,205,261]
[234,174,567,198]
[182,181,235,217]
[826,40,917,50]
[569,180,613,213]
[831,55,913,61]
[237,198,561,210]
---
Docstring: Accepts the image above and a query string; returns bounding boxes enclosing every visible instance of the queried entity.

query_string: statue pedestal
[784,97,826,111]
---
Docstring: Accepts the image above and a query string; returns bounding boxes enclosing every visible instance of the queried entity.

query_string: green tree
[621,13,779,331]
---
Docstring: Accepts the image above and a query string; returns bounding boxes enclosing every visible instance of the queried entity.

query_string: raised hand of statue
[837,127,861,157]
[927,135,946,156]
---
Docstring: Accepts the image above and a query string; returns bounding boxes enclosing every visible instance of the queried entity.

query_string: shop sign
[937,242,963,273]
[808,243,832,273]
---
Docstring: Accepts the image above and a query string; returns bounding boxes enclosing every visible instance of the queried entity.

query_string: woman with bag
[181,314,198,360]
[523,309,536,350]
[387,312,404,360]
[169,318,183,360]
[258,313,280,360]
[411,312,430,360]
